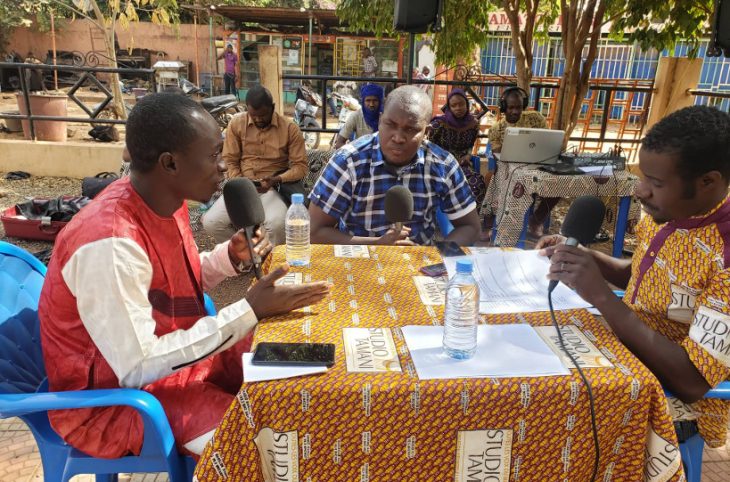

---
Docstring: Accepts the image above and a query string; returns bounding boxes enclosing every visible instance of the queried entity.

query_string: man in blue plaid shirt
[309,86,480,246]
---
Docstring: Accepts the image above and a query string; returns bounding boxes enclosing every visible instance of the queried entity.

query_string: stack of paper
[442,250,592,314]
[401,325,569,380]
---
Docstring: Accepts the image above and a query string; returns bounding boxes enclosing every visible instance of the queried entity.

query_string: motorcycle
[180,78,244,129]
[294,84,322,149]
[329,91,361,148]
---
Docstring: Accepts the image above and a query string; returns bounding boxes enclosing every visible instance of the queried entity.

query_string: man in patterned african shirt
[538,105,730,449]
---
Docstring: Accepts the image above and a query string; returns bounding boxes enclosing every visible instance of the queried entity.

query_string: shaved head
[383,85,432,124]
[378,86,434,166]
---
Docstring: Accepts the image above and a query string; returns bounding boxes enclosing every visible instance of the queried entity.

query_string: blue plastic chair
[0,241,215,481]
[612,289,730,481]
[436,155,483,237]
[665,383,730,482]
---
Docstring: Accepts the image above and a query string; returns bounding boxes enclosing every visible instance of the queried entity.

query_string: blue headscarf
[360,84,384,132]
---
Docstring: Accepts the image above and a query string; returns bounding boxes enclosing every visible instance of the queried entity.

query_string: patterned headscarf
[360,83,385,132]
[431,88,476,130]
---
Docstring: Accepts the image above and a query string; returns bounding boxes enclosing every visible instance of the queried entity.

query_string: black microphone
[548,195,605,293]
[223,178,266,279]
[384,185,414,234]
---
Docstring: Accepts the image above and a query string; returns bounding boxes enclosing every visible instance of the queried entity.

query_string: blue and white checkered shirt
[309,133,476,245]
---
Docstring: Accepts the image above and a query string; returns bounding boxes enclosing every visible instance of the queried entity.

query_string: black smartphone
[434,241,467,257]
[420,263,447,277]
[252,179,262,187]
[251,342,336,367]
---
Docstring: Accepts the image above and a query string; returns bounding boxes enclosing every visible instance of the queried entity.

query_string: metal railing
[0,62,155,140]
[283,73,656,150]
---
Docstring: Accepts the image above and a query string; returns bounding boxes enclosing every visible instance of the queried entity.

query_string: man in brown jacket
[202,85,307,245]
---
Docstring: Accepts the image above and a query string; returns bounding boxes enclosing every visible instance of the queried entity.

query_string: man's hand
[546,244,614,306]
[245,264,331,319]
[377,226,415,246]
[257,175,281,193]
[535,234,567,252]
[228,228,273,268]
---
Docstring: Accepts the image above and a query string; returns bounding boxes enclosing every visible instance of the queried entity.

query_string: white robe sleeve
[61,237,258,388]
[199,241,238,291]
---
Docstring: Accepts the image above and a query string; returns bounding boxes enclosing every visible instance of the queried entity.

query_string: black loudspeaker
[716,0,730,56]
[393,0,443,33]
[499,86,529,113]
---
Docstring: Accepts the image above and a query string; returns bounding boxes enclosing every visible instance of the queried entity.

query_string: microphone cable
[547,292,600,482]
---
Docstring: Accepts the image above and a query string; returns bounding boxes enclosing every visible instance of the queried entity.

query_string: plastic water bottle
[286,193,311,266]
[443,259,480,359]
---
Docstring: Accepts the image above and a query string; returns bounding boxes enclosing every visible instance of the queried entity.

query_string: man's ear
[699,170,723,191]
[159,152,178,175]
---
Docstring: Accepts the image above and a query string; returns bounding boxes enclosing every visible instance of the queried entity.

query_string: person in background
[417,66,432,95]
[309,86,480,246]
[538,105,730,453]
[332,83,384,150]
[488,86,554,238]
[429,88,487,210]
[39,93,330,459]
[361,47,378,80]
[24,51,46,92]
[202,85,307,246]
[218,44,238,96]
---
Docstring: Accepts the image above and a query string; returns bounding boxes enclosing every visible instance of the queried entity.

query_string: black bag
[88,125,119,143]
[277,181,308,207]
[16,196,91,222]
[82,172,119,199]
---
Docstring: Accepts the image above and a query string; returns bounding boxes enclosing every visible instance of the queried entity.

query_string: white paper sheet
[242,353,328,383]
[402,325,569,380]
[333,245,370,258]
[443,251,592,314]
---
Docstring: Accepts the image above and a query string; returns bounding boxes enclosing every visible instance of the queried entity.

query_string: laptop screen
[500,127,565,164]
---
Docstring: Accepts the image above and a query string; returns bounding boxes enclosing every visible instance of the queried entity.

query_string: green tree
[0,1,56,56]
[337,0,496,68]
[336,0,714,139]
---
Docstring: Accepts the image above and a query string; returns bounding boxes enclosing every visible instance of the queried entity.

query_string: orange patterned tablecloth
[195,245,683,482]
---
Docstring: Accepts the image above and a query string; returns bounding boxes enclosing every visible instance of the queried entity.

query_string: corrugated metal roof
[214,6,343,28]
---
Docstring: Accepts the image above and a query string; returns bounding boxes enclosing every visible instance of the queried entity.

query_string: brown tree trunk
[552,0,606,145]
[104,30,126,120]
[504,0,536,93]
[90,0,126,120]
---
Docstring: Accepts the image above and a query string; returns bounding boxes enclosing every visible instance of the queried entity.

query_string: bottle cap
[291,193,304,204]
[455,259,473,273]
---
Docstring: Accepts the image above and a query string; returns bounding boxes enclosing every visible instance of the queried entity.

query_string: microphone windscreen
[384,185,414,223]
[560,195,606,245]
[223,178,266,229]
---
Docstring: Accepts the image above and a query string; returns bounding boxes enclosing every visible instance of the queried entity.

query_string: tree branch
[51,0,104,31]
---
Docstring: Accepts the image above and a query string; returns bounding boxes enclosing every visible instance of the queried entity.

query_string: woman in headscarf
[429,88,487,208]
[333,83,385,149]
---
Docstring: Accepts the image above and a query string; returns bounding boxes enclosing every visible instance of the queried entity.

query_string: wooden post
[646,57,703,131]
[50,9,58,90]
[194,14,201,87]
[258,45,284,116]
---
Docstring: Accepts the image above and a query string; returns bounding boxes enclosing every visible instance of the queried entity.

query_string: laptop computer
[500,127,565,165]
